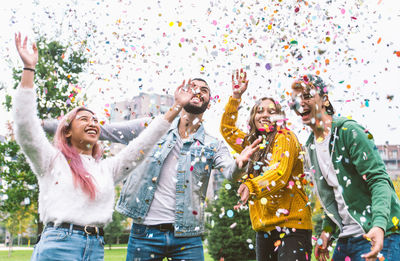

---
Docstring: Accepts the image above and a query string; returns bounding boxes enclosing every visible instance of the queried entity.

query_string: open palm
[174,79,194,107]
[232,68,249,99]
[15,32,38,68]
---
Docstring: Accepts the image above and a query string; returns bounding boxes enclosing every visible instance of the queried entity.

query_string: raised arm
[43,117,151,145]
[220,68,249,152]
[13,33,58,177]
[107,80,194,183]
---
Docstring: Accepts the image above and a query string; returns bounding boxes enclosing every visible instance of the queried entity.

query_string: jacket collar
[168,116,206,145]
[305,115,340,146]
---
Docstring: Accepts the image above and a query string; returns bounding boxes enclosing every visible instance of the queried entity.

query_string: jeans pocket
[42,228,69,242]
[131,224,148,237]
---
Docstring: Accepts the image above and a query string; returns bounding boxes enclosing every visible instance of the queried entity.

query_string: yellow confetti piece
[279,233,285,239]
[169,21,174,26]
[178,21,182,27]
[393,216,399,226]
[260,198,267,205]
[267,24,272,30]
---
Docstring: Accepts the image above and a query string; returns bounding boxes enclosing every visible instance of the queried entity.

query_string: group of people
[12,32,400,261]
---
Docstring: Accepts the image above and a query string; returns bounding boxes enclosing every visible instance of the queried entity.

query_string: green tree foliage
[5,36,87,118]
[104,186,127,248]
[1,36,88,237]
[206,180,256,261]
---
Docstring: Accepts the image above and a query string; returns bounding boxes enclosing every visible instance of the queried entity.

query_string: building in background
[377,142,400,179]
[110,93,174,122]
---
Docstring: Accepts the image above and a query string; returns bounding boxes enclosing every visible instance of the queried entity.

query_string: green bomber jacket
[305,116,400,237]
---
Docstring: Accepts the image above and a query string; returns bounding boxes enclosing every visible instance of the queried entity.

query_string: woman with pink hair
[12,33,193,260]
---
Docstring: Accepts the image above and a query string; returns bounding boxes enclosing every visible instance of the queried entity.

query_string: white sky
[1,0,399,145]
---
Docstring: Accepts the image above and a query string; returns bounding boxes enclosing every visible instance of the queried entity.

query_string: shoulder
[203,131,221,148]
[275,129,299,143]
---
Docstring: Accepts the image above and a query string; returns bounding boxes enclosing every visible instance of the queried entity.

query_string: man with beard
[91,78,256,260]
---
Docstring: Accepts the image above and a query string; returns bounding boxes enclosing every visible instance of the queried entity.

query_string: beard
[183,100,209,115]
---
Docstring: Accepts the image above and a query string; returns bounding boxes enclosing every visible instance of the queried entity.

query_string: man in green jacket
[290,75,400,261]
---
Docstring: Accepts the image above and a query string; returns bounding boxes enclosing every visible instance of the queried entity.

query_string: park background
[0,0,400,260]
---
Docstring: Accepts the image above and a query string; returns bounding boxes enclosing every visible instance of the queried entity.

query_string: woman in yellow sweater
[220,69,312,261]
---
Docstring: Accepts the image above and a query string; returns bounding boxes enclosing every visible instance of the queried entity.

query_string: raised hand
[174,79,194,108]
[15,32,38,68]
[235,136,262,169]
[232,68,249,99]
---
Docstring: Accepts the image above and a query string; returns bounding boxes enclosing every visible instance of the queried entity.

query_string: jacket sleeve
[244,131,300,199]
[104,116,171,184]
[13,87,58,177]
[220,96,247,153]
[43,117,152,145]
[99,117,152,144]
[213,140,244,181]
[344,121,393,231]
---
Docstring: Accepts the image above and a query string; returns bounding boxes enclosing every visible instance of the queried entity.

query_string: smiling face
[291,84,326,127]
[253,99,278,131]
[66,109,101,153]
[183,79,211,115]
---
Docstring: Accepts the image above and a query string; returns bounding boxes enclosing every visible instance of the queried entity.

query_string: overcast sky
[1,0,399,145]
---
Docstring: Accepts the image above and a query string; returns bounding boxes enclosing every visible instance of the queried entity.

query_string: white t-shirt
[314,133,364,238]
[144,137,184,225]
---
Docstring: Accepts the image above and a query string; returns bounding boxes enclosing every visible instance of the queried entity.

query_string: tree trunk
[8,234,13,258]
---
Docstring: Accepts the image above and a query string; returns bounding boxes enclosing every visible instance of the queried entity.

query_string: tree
[205,180,256,261]
[104,186,127,249]
[1,36,88,238]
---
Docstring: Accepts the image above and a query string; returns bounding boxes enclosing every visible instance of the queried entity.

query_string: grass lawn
[0,247,215,261]
[0,245,327,260]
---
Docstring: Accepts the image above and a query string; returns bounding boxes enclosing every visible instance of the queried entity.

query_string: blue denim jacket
[101,117,241,237]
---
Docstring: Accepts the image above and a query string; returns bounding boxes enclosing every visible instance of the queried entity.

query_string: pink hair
[54,107,102,200]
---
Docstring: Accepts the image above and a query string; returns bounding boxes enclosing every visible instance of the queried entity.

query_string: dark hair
[192,78,211,97]
[291,74,335,115]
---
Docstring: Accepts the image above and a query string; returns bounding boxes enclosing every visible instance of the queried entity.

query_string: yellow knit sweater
[220,96,312,232]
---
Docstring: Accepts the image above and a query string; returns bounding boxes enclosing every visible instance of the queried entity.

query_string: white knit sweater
[13,87,171,226]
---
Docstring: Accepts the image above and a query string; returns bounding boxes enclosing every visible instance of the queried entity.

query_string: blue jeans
[31,225,105,261]
[126,223,204,261]
[333,233,400,261]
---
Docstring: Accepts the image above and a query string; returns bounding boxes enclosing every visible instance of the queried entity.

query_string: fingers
[237,184,245,194]
[176,80,185,93]
[23,36,28,49]
[362,247,379,260]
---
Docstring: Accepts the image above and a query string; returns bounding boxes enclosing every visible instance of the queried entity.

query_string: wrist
[172,103,182,111]
[232,94,242,100]
[23,64,36,69]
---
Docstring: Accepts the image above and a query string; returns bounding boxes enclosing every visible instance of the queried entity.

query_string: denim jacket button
[152,177,157,183]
